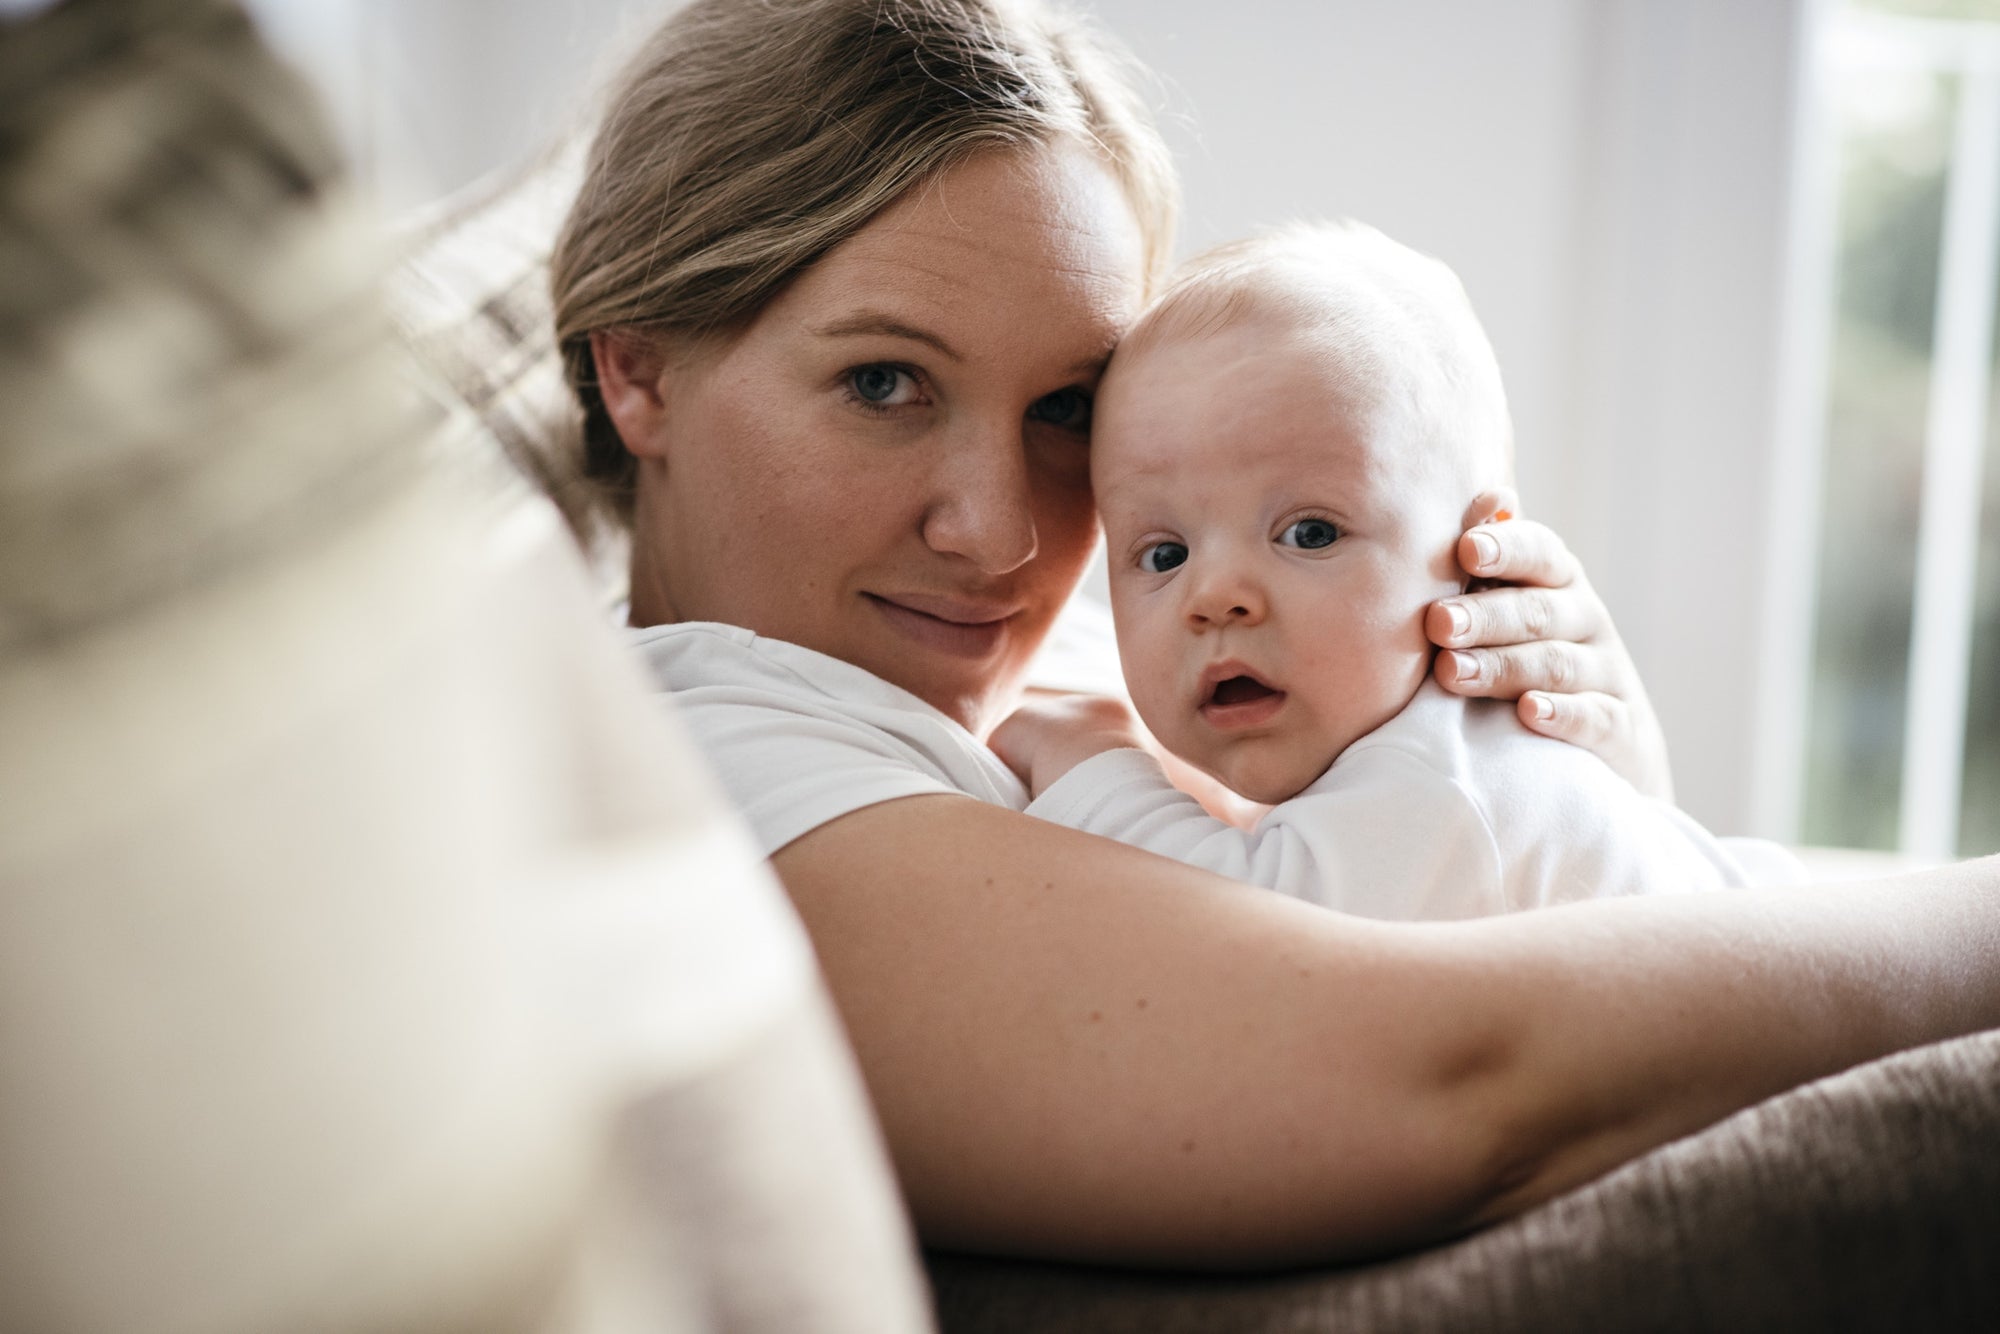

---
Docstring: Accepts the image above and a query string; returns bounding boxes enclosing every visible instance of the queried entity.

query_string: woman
[550,0,1999,1267]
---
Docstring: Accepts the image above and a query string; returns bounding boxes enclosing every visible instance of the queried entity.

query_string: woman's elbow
[1423,1023,1638,1235]
[1199,1014,1553,1265]
[1345,1009,1580,1250]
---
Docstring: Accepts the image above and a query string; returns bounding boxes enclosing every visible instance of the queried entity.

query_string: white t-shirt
[629,621,1037,856]
[630,621,1801,916]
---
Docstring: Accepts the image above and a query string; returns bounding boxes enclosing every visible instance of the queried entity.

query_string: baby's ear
[1460,486,1518,531]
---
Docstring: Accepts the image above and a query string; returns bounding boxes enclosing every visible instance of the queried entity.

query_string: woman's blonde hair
[550,0,1177,519]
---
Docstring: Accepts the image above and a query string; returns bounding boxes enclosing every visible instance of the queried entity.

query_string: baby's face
[1093,319,1469,803]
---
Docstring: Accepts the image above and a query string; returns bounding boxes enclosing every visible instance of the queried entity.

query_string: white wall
[263,0,1814,837]
[1085,0,1591,521]
[247,0,655,210]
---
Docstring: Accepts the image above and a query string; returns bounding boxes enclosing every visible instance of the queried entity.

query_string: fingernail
[1468,530,1499,570]
[1441,602,1470,641]
[1452,651,1481,684]
[1527,692,1554,722]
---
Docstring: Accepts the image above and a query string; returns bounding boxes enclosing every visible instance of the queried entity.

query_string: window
[1794,0,2000,858]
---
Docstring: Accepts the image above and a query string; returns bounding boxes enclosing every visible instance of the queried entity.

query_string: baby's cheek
[1285,637,1404,757]
[1342,638,1434,743]
[1120,656,1192,772]
[1124,663,1185,753]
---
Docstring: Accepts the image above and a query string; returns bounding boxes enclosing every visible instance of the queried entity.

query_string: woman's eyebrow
[808,312,962,361]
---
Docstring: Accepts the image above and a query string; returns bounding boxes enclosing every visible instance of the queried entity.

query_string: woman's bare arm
[776,796,2000,1269]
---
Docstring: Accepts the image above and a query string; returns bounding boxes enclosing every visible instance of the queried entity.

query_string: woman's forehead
[778,145,1145,367]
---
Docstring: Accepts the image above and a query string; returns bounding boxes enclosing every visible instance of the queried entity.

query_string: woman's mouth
[1199,672,1286,729]
[865,593,1016,658]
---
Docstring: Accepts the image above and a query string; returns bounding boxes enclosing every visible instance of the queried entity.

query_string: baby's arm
[991,694,1263,827]
[1012,736,1503,918]
[987,694,1150,796]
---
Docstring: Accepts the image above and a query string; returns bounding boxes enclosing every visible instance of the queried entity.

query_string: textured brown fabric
[929,1027,2000,1333]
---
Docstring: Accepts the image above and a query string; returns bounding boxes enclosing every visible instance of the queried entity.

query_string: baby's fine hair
[1124,221,1514,473]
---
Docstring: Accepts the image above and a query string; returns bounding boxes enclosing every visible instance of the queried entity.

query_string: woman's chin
[903,657,1039,739]
[857,598,1055,731]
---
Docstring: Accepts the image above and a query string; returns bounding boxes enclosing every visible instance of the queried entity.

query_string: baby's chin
[1203,746,1335,807]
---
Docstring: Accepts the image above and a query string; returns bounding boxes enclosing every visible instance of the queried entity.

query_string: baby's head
[1093,221,1513,803]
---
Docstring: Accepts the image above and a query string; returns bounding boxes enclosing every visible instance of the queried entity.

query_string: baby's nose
[1185,566,1266,627]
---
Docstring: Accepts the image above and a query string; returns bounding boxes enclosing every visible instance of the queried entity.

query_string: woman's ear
[590,327,674,460]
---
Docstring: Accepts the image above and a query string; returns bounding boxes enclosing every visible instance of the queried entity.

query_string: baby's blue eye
[850,365,918,405]
[1139,540,1188,574]
[1278,518,1340,550]
[1028,387,1093,431]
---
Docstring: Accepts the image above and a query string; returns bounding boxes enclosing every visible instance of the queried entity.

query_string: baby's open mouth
[1197,665,1287,729]
[1208,674,1278,707]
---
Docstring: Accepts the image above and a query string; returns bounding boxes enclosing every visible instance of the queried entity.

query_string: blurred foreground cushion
[0,3,932,1331]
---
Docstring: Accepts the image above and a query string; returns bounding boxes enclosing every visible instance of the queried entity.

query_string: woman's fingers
[1516,690,1625,751]
[1456,516,1582,586]
[1435,641,1675,800]
[1435,510,1676,799]
[1433,639,1619,699]
[1521,688,1674,801]
[1427,585,1602,651]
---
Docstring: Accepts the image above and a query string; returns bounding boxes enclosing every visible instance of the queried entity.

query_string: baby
[997,221,1799,918]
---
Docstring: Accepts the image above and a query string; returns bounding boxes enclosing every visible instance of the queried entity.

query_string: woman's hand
[1426,491,1675,801]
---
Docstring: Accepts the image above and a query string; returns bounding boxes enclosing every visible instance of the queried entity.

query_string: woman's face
[615,142,1146,737]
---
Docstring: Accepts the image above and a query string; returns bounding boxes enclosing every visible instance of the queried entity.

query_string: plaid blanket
[0,0,420,652]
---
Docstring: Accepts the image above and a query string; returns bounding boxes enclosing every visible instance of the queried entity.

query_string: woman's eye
[1139,540,1188,574]
[1027,387,1093,431]
[848,365,920,406]
[1278,518,1340,550]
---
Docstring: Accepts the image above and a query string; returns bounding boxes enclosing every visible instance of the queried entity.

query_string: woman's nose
[919,424,1039,575]
[1184,556,1266,628]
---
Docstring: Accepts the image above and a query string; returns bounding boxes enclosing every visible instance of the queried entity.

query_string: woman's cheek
[1034,486,1102,585]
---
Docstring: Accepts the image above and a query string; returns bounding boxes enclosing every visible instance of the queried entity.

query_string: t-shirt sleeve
[1026,745,1507,919]
[663,685,968,858]
[631,625,1032,859]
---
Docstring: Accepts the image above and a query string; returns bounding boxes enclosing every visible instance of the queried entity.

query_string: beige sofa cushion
[2,4,935,1330]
